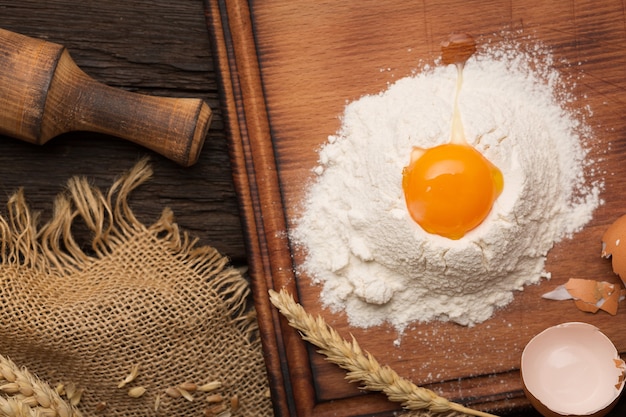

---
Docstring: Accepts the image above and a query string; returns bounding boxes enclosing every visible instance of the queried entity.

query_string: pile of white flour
[291,41,603,332]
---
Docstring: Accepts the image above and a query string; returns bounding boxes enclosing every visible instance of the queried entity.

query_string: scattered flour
[291,40,603,332]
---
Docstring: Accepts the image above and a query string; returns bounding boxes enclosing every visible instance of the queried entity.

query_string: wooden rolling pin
[0,27,211,167]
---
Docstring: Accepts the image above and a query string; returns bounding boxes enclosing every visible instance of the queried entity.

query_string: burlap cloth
[0,160,273,417]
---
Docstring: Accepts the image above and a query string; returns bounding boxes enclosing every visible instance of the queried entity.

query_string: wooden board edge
[203,1,316,416]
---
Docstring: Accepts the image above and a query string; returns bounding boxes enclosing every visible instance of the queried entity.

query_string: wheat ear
[0,355,80,417]
[269,289,499,417]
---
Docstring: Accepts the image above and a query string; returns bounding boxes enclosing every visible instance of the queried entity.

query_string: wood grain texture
[0,0,246,263]
[208,0,626,416]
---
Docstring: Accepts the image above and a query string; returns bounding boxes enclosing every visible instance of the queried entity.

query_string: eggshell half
[521,322,625,417]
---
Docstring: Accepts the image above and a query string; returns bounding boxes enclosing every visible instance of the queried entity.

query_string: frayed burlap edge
[0,158,257,341]
[0,158,271,417]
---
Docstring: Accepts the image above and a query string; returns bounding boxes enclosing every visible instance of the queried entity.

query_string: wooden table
[1,1,625,416]
[0,0,245,264]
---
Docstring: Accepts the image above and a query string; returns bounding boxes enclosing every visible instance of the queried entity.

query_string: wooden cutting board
[206,1,626,415]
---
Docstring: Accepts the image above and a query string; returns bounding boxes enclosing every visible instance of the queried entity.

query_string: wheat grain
[0,397,33,417]
[11,396,37,409]
[95,402,107,412]
[269,289,500,417]
[0,384,19,395]
[118,365,140,389]
[63,383,76,404]
[127,387,146,398]
[205,394,223,404]
[177,388,194,402]
[207,403,226,415]
[0,355,80,417]
[165,387,182,399]
[68,389,83,407]
[198,381,221,393]
[229,394,239,412]
[15,379,33,398]
[0,366,16,384]
[177,382,197,393]
[154,394,161,412]
[32,388,51,409]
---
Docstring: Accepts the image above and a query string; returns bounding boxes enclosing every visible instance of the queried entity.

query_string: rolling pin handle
[41,50,212,167]
[0,28,211,166]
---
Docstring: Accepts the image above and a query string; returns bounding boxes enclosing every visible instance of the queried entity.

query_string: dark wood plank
[0,0,247,264]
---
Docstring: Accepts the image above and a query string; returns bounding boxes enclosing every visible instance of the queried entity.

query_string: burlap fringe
[0,158,258,341]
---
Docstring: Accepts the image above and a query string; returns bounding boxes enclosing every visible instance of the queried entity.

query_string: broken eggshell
[521,322,625,417]
[602,213,626,286]
[542,278,624,315]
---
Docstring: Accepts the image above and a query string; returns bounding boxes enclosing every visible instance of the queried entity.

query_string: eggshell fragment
[566,278,622,315]
[521,322,625,417]
[602,213,626,286]
[541,279,624,315]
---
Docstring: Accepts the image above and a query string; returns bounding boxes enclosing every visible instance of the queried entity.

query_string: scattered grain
[165,387,182,398]
[230,394,239,412]
[118,364,140,389]
[205,394,223,403]
[204,409,232,417]
[178,387,194,402]
[95,401,107,412]
[178,381,197,393]
[198,381,221,392]
[69,388,84,406]
[154,394,161,412]
[128,386,146,398]
[64,382,76,401]
[207,403,227,415]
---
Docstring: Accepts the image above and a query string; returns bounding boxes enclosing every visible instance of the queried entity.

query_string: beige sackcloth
[0,159,273,417]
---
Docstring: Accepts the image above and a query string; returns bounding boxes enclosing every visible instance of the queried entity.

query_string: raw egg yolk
[402,143,503,240]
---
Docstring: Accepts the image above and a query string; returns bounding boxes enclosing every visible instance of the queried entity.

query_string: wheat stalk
[0,355,80,417]
[269,289,499,417]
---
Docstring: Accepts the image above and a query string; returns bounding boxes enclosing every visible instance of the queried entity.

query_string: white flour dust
[291,40,603,333]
